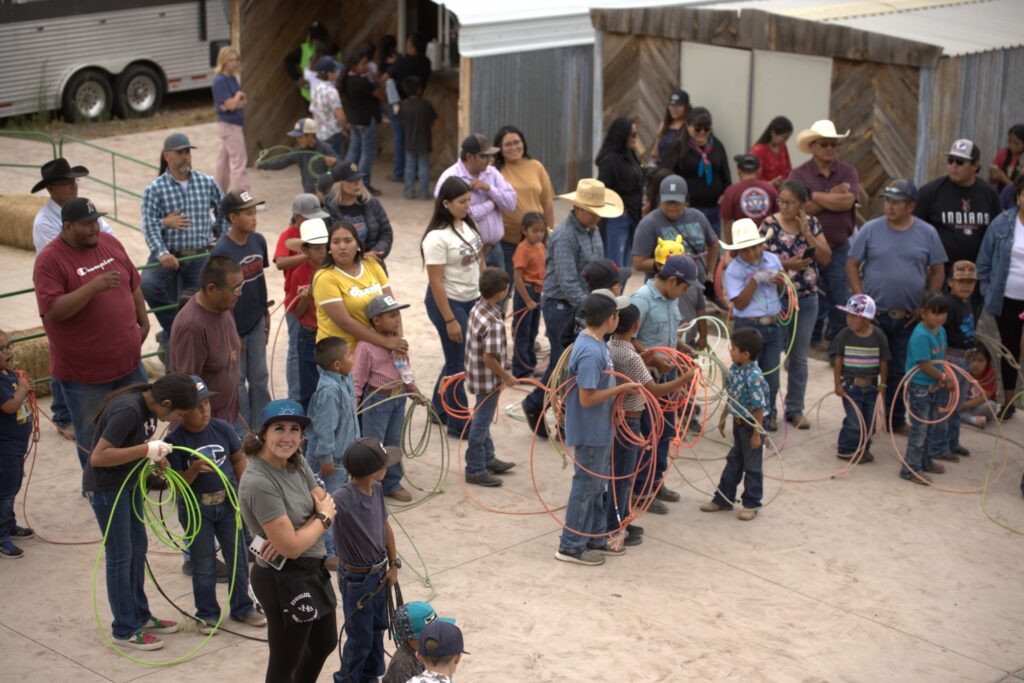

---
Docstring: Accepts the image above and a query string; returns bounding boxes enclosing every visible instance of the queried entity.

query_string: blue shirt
[726,362,770,423]
[141,171,229,259]
[210,232,269,337]
[848,216,946,313]
[213,74,244,126]
[165,418,241,494]
[724,250,784,318]
[631,281,682,352]
[306,370,360,465]
[0,369,32,457]
[905,323,947,386]
[564,332,615,447]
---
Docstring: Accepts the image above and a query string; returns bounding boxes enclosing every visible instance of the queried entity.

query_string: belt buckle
[200,490,226,506]
[887,309,906,319]
[758,316,774,326]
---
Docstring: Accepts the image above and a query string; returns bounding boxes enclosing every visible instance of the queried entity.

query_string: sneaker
[522,402,548,439]
[626,523,644,535]
[465,472,503,487]
[700,501,733,512]
[924,462,946,474]
[486,458,516,474]
[852,451,875,464]
[836,452,854,461]
[141,617,179,634]
[197,620,219,636]
[952,445,971,457]
[655,486,680,503]
[232,611,268,627]
[623,528,643,546]
[114,631,164,651]
[645,498,669,515]
[787,413,810,430]
[737,507,758,521]
[1,540,24,559]
[1001,402,1016,420]
[900,471,932,485]
[11,526,33,540]
[586,541,626,556]
[934,452,960,463]
[554,548,605,566]
[764,416,778,432]
[385,487,413,502]
[970,415,988,429]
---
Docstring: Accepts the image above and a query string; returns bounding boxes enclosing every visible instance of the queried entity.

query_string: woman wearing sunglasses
[659,107,731,237]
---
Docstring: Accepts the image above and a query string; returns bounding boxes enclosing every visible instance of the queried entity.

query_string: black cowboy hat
[32,158,89,194]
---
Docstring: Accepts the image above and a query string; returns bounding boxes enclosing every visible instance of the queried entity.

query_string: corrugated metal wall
[919,47,1024,182]
[469,45,594,195]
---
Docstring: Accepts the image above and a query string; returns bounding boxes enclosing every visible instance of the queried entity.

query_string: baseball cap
[315,55,340,73]
[163,132,196,152]
[342,437,402,478]
[419,620,469,658]
[316,173,335,194]
[366,294,410,319]
[461,133,499,156]
[948,138,980,163]
[330,162,363,183]
[260,399,310,430]
[659,175,688,203]
[285,217,330,251]
[881,179,918,202]
[221,189,266,215]
[392,602,456,643]
[287,117,318,138]
[837,293,877,320]
[62,197,107,223]
[580,292,618,319]
[735,154,760,172]
[291,193,329,219]
[660,254,698,284]
[189,375,218,401]
[591,288,630,310]
[950,260,979,281]
[667,89,690,107]
[581,258,619,291]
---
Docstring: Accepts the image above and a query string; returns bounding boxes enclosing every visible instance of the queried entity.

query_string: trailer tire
[61,69,114,122]
[114,64,164,119]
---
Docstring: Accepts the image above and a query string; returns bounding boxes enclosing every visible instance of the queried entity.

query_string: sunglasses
[478,153,495,159]
[947,157,969,166]
[815,140,838,149]
[221,284,244,295]
[691,126,710,134]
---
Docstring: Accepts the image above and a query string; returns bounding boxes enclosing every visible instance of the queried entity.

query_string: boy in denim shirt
[902,294,951,484]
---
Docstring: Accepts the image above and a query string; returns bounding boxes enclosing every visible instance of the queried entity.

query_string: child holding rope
[0,329,33,559]
[512,212,547,378]
[901,294,951,484]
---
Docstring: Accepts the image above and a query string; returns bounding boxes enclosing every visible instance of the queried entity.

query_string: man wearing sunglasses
[914,139,1002,318]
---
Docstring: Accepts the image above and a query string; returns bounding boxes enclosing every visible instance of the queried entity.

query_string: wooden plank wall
[831,59,919,221]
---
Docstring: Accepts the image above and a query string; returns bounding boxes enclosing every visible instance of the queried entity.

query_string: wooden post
[231,0,240,49]
[458,56,471,141]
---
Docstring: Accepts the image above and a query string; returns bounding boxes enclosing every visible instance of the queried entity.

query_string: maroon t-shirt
[168,296,241,423]
[788,159,860,247]
[33,232,141,383]
[720,177,778,225]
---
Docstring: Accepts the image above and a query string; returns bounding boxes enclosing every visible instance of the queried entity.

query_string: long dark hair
[91,373,199,424]
[421,177,480,264]
[158,153,168,176]
[662,107,714,171]
[378,34,398,64]
[1000,123,1024,174]
[493,125,531,170]
[320,220,363,270]
[658,95,691,137]
[755,116,794,146]
[596,117,637,166]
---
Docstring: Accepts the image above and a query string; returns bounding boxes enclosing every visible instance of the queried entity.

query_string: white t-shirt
[421,223,483,302]
[32,199,114,252]
[1004,215,1024,300]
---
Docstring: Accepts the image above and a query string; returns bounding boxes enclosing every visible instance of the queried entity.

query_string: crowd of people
[1,33,1022,680]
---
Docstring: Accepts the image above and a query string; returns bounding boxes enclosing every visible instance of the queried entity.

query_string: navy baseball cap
[660,254,698,284]
[419,620,469,658]
[881,179,918,202]
[189,375,218,401]
[260,399,310,430]
[315,55,340,73]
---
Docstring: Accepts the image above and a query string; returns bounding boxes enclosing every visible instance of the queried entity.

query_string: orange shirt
[513,240,546,289]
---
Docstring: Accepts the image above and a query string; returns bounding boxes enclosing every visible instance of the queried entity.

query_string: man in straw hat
[790,119,860,344]
[519,179,623,438]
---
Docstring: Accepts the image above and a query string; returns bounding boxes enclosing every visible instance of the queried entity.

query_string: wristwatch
[315,512,332,529]
[389,557,402,569]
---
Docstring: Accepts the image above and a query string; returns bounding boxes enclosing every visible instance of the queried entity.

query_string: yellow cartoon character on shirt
[654,235,687,268]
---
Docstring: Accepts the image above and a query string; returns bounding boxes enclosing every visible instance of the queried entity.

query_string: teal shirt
[905,323,946,386]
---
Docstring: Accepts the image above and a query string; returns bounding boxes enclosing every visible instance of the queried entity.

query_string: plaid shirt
[726,362,770,423]
[465,298,508,395]
[141,171,228,258]
[542,211,603,307]
[352,340,409,399]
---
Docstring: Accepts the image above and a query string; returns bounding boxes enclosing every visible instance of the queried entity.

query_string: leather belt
[624,410,643,419]
[736,315,778,326]
[849,377,877,387]
[367,384,405,398]
[883,309,909,319]
[342,557,388,574]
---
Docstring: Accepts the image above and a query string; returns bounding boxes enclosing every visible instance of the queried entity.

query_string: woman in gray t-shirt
[238,399,338,683]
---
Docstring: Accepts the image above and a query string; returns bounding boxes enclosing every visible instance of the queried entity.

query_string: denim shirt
[306,370,360,465]
[976,207,1019,316]
[631,281,682,352]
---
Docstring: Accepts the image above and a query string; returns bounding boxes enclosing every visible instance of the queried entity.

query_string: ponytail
[91,372,199,424]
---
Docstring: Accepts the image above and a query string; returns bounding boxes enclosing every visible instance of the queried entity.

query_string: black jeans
[995,296,1024,400]
[250,563,338,683]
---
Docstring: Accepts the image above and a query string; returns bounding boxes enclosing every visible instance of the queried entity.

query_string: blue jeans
[633,403,676,496]
[816,240,850,341]
[50,382,71,427]
[182,499,254,621]
[55,363,148,469]
[484,244,505,269]
[523,298,576,415]
[784,294,818,416]
[328,131,347,159]
[466,391,499,477]
[346,119,379,187]
[298,325,319,412]
[559,444,611,551]
[238,322,271,432]
[360,390,406,493]
[512,283,541,378]
[877,315,914,429]
[601,214,635,282]
[90,485,153,639]
[285,314,301,402]
[424,290,476,436]
[930,354,968,458]
[140,254,208,335]
[733,319,781,423]
[837,382,880,455]
[499,240,517,282]
[386,106,404,179]
[712,421,764,509]
[695,205,721,237]
[0,456,25,540]
[903,384,936,477]
[335,565,387,683]
[606,416,641,531]
[403,152,430,198]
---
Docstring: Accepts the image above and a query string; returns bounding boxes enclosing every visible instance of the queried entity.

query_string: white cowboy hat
[285,217,330,251]
[557,178,624,219]
[720,218,766,251]
[796,119,851,154]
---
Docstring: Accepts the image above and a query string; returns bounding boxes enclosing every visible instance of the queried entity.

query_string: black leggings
[250,564,338,683]
[995,297,1024,400]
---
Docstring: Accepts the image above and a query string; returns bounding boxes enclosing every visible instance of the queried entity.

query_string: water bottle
[393,354,415,384]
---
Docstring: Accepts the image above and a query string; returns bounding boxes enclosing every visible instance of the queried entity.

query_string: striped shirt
[828,326,891,381]
[352,340,408,399]
[141,171,228,259]
[465,298,508,395]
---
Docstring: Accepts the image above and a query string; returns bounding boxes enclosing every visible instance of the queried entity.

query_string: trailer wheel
[114,64,164,118]
[61,69,113,122]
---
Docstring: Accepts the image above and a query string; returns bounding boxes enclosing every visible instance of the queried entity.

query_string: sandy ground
[0,123,1023,683]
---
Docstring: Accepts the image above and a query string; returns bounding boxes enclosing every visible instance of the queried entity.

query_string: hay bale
[10,327,53,397]
[0,194,47,251]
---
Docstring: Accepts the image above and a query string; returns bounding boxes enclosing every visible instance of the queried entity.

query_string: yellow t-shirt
[312,260,390,346]
[499,158,554,244]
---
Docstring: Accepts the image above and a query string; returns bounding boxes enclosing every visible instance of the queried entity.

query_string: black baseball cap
[668,89,690,107]
[735,154,760,172]
[419,620,469,658]
[881,178,918,202]
[581,258,619,291]
[61,197,106,223]
[461,133,499,156]
[221,189,265,215]
[342,437,402,478]
[330,162,364,183]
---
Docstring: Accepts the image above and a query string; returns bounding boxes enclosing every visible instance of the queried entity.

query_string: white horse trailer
[0,0,230,121]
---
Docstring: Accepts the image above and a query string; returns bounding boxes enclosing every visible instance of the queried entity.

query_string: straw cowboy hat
[796,119,850,154]
[720,218,766,251]
[557,178,624,219]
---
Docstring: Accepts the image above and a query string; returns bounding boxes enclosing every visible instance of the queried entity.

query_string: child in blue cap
[383,601,455,683]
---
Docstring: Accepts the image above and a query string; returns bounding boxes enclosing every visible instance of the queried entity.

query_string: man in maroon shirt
[789,120,860,342]
[33,197,149,468]
[168,255,243,430]
[720,154,778,242]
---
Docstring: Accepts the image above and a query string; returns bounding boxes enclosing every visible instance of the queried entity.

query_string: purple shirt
[434,160,517,247]
[789,159,860,247]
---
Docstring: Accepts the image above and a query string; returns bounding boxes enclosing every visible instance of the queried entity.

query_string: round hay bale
[9,327,53,397]
[0,195,47,251]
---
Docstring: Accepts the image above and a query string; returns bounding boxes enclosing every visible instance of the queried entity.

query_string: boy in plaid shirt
[463,268,517,487]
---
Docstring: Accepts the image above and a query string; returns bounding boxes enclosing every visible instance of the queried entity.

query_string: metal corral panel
[0,3,229,118]
[470,45,594,194]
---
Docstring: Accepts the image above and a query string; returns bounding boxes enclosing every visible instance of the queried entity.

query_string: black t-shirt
[914,176,1002,265]
[388,55,432,98]
[398,97,437,155]
[331,201,368,243]
[340,73,379,126]
[83,392,157,493]
[943,295,976,350]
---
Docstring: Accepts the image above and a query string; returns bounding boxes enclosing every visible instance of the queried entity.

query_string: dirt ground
[0,123,1022,683]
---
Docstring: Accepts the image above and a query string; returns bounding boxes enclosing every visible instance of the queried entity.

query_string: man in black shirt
[340,46,383,195]
[388,33,432,98]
